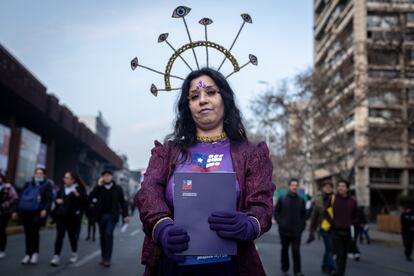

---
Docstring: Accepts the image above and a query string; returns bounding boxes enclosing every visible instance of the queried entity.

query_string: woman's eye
[207,90,218,96]
[189,94,199,100]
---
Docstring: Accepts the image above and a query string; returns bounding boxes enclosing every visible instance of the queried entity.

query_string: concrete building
[79,112,110,144]
[0,44,123,188]
[313,0,414,215]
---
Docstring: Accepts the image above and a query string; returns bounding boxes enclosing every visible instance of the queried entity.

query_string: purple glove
[208,210,260,241]
[154,219,190,261]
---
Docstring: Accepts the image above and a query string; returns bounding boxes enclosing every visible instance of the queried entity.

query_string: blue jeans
[320,230,336,272]
[98,214,117,261]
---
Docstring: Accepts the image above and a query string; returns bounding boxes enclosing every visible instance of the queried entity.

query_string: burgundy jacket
[135,139,275,276]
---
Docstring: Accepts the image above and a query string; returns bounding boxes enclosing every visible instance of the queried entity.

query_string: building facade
[313,0,414,215]
[0,44,123,188]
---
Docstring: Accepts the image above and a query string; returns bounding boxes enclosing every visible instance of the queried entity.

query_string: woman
[136,68,275,276]
[13,167,53,265]
[0,173,18,259]
[50,171,87,266]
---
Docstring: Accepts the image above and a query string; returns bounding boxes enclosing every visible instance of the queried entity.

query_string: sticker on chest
[191,153,224,172]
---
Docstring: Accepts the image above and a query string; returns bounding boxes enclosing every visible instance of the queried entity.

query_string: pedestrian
[308,181,336,275]
[90,169,129,267]
[331,179,357,276]
[274,179,306,276]
[0,173,18,259]
[135,68,275,276]
[401,203,414,262]
[85,186,97,242]
[50,171,88,266]
[13,167,53,265]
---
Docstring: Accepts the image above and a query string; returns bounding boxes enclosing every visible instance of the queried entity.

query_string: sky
[0,1,313,169]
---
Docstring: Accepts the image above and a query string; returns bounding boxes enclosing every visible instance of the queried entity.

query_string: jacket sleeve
[74,185,88,211]
[243,142,275,237]
[135,141,174,239]
[273,198,281,223]
[351,199,358,225]
[89,185,101,204]
[309,203,321,233]
[42,181,53,212]
[301,198,307,231]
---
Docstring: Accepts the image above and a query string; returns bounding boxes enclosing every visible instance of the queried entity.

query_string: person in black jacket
[401,204,414,262]
[50,171,87,266]
[90,169,129,267]
[12,167,53,265]
[274,178,306,276]
[0,173,18,259]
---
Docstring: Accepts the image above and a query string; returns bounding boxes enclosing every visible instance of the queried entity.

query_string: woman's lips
[199,108,212,114]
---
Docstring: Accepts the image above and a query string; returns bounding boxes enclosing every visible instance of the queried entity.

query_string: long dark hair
[165,67,247,162]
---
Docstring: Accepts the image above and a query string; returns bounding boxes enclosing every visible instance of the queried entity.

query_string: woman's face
[63,173,74,186]
[188,75,225,132]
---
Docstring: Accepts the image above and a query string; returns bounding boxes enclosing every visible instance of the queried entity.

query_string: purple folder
[174,172,237,256]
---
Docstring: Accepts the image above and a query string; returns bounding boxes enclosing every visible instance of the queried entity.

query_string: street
[1,214,413,276]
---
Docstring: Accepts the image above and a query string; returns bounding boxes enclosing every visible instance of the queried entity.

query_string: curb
[371,238,402,247]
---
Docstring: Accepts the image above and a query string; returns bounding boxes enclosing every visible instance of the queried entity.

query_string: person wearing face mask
[0,173,18,259]
[13,167,53,265]
[50,171,87,266]
[89,169,129,267]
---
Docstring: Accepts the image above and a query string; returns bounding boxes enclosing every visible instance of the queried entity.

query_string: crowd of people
[273,178,414,276]
[0,167,129,268]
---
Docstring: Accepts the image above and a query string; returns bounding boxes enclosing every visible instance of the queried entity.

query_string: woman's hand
[208,210,259,241]
[56,198,64,205]
[40,209,47,218]
[72,190,80,197]
[11,212,18,220]
[157,223,189,261]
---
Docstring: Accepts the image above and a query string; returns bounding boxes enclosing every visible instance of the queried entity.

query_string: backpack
[18,184,42,212]
[321,195,335,232]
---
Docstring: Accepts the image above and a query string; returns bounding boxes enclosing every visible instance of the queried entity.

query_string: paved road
[1,215,413,275]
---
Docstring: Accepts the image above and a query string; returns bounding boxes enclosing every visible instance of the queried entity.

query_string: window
[410,170,414,185]
[408,89,414,103]
[368,90,401,106]
[368,69,399,78]
[407,13,414,24]
[370,168,401,184]
[369,109,402,123]
[367,15,399,29]
[368,50,399,66]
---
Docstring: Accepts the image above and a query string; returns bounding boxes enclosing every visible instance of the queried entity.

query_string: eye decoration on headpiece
[130,6,258,97]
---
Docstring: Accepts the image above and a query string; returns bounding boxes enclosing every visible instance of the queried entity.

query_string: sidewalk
[369,223,402,246]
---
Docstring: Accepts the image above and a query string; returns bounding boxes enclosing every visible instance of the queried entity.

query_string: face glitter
[196,80,208,90]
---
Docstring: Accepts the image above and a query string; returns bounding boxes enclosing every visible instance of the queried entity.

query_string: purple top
[165,139,240,209]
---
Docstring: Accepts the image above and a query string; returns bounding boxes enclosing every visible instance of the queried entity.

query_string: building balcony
[315,5,353,60]
[367,0,414,12]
